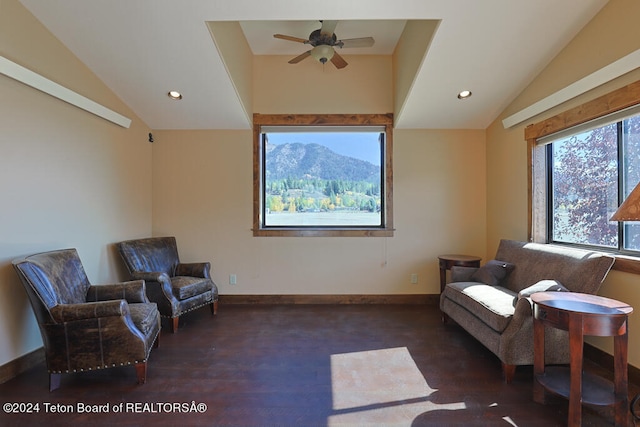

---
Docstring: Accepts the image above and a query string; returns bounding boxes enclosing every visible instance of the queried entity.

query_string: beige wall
[152,53,486,297]
[151,128,486,297]
[0,0,153,367]
[207,21,253,123]
[253,55,394,114]
[486,0,640,367]
[153,54,486,296]
[393,20,439,120]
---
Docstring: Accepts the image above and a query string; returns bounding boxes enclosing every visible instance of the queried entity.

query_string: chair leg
[172,316,179,333]
[502,363,516,383]
[135,362,147,384]
[210,300,218,315]
[49,373,62,392]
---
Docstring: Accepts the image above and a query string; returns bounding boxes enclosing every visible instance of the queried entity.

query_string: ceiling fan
[273,20,375,69]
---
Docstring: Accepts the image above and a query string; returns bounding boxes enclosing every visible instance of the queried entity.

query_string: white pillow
[514,280,568,306]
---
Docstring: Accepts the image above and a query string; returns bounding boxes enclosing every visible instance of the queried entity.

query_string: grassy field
[265,211,381,226]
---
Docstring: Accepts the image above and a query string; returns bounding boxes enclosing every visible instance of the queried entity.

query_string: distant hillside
[265,142,379,182]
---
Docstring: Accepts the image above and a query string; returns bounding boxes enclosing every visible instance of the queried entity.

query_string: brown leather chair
[12,248,161,391]
[116,237,218,332]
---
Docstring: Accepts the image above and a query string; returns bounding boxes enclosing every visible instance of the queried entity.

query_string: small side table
[532,292,633,427]
[438,254,481,293]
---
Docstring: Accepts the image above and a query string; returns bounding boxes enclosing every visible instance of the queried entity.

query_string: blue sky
[266,132,382,166]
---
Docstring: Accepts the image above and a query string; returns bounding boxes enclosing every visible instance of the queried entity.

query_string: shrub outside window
[547,112,640,252]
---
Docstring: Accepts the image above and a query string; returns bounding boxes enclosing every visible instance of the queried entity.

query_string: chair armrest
[130,271,174,301]
[86,280,149,303]
[129,271,168,282]
[176,262,211,279]
[450,266,478,282]
[510,297,534,325]
[50,300,128,323]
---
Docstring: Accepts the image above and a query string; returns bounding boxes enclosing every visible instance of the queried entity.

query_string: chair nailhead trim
[160,298,218,319]
[49,359,149,374]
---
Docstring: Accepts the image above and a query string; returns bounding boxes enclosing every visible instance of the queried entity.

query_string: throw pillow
[513,279,569,306]
[470,259,515,286]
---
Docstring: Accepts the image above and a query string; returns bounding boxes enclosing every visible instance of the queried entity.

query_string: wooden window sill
[612,255,640,275]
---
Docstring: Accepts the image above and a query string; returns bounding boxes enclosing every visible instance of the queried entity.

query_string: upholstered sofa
[439,239,615,383]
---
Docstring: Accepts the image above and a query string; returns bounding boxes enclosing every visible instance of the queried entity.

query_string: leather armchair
[12,249,161,391]
[116,237,218,332]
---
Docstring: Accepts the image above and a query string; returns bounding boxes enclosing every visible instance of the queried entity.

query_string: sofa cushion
[470,260,515,286]
[170,276,212,300]
[444,282,516,333]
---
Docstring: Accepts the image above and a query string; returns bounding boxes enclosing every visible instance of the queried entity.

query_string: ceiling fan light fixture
[168,90,183,100]
[310,45,334,64]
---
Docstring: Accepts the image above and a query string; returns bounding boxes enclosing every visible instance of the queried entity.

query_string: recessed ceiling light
[168,91,183,100]
[457,90,472,100]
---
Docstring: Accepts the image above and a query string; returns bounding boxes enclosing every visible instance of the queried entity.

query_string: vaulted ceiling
[19,0,608,130]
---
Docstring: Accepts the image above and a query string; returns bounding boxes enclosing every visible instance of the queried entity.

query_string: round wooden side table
[532,292,633,427]
[438,254,481,293]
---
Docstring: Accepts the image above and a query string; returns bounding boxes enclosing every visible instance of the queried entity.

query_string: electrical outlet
[229,274,237,285]
[411,273,418,284]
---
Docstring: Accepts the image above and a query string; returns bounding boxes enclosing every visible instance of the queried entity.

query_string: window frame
[253,113,394,237]
[525,79,640,273]
[545,121,623,250]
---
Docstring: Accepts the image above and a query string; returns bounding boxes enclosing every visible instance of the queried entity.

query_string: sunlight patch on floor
[327,400,468,426]
[330,346,436,410]
[328,347,470,425]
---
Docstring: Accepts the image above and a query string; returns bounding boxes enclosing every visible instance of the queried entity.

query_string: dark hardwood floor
[0,304,638,426]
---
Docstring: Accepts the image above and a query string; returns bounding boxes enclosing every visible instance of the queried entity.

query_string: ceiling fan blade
[336,37,375,49]
[288,51,312,64]
[319,20,338,36]
[330,51,348,69]
[274,34,309,44]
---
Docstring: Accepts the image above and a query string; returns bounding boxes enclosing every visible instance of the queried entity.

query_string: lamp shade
[611,181,640,221]
[310,45,334,64]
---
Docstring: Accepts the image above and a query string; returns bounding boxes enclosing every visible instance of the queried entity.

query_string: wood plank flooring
[0,304,637,426]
